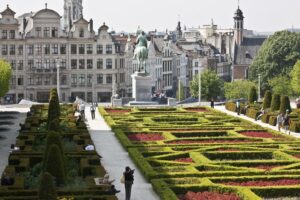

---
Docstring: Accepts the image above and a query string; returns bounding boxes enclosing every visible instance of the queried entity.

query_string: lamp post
[198,70,201,106]
[55,59,60,101]
[258,73,261,101]
[178,79,181,102]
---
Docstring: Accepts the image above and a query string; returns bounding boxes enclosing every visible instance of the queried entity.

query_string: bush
[44,144,66,185]
[270,94,281,111]
[290,121,300,133]
[246,108,259,119]
[262,90,272,109]
[38,172,57,200]
[48,119,60,132]
[280,95,292,114]
[44,131,64,161]
[47,89,60,129]
[248,86,258,103]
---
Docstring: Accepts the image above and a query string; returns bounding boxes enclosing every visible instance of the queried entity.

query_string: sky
[1,0,300,33]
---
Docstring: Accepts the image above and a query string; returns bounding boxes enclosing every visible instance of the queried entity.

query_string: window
[35,27,41,37]
[61,59,67,69]
[36,44,42,55]
[61,75,67,85]
[44,44,50,55]
[53,76,57,85]
[60,44,66,54]
[87,59,93,69]
[17,76,24,86]
[28,60,34,69]
[18,45,23,55]
[2,45,8,55]
[26,45,33,55]
[71,74,77,85]
[29,76,34,85]
[2,30,7,39]
[9,45,15,55]
[106,74,112,84]
[195,62,198,67]
[44,59,50,70]
[10,60,16,70]
[120,73,125,83]
[9,30,15,39]
[120,58,125,68]
[44,76,50,85]
[79,44,85,54]
[97,59,103,69]
[51,27,58,37]
[96,45,103,54]
[71,44,77,54]
[36,60,42,70]
[87,74,93,86]
[79,74,85,86]
[79,29,84,37]
[86,44,93,54]
[52,44,58,54]
[18,60,23,70]
[106,59,112,69]
[97,74,103,84]
[36,76,42,85]
[71,59,77,69]
[106,44,112,54]
[79,59,85,69]
[43,27,50,37]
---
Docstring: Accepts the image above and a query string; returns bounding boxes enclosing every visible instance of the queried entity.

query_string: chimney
[89,19,94,33]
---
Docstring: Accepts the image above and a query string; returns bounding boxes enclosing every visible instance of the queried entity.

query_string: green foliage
[189,70,224,100]
[224,80,256,100]
[47,88,60,129]
[248,86,258,104]
[38,172,57,200]
[270,94,281,111]
[291,60,300,95]
[48,119,60,132]
[0,59,12,97]
[44,144,66,185]
[249,31,300,91]
[262,90,272,109]
[268,76,293,96]
[176,81,184,101]
[44,131,64,161]
[280,95,291,114]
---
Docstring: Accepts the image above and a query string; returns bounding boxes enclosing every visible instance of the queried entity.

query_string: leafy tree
[270,94,281,111]
[38,172,57,200]
[262,90,272,109]
[280,95,291,114]
[249,31,300,91]
[291,60,300,95]
[176,81,184,101]
[268,76,293,96]
[190,70,224,100]
[0,60,12,97]
[224,80,256,100]
[44,144,66,185]
[248,86,258,104]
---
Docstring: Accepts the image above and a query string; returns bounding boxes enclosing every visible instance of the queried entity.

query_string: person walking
[276,113,283,131]
[123,166,134,200]
[210,99,214,108]
[90,104,95,120]
[236,100,240,115]
[283,110,291,134]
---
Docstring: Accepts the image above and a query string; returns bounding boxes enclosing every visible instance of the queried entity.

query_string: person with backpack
[123,166,134,200]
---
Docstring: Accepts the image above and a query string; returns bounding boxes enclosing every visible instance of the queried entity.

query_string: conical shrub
[262,90,272,109]
[270,94,281,111]
[280,95,292,114]
[248,86,258,103]
[44,131,64,161]
[47,89,60,129]
[38,172,57,200]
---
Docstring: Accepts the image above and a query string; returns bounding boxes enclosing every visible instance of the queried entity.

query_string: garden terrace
[0,104,117,200]
[100,106,300,200]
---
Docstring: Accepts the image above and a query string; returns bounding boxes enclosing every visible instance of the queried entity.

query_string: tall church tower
[233,5,244,45]
[63,0,83,31]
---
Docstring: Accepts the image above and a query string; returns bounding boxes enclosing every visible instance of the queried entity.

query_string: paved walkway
[84,106,159,200]
[215,105,300,138]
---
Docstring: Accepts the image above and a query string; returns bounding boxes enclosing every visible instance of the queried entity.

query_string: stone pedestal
[168,98,177,106]
[112,99,122,107]
[131,72,152,102]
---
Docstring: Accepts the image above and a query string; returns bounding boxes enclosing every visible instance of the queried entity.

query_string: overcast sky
[2,0,300,33]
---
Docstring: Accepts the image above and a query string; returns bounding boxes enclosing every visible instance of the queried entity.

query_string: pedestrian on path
[276,113,283,131]
[123,166,134,200]
[283,110,291,134]
[210,99,214,108]
[90,104,95,120]
[236,100,240,115]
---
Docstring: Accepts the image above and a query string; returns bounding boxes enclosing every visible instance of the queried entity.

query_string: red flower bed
[254,165,281,171]
[185,108,208,112]
[218,148,240,152]
[180,191,240,200]
[168,140,252,144]
[105,109,130,113]
[175,158,194,163]
[239,131,275,138]
[294,155,300,159]
[222,179,300,187]
[128,133,164,141]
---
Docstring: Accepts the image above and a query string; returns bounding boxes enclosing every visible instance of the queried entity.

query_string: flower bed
[128,133,164,141]
[179,191,241,200]
[104,108,130,113]
[222,179,300,187]
[185,108,208,112]
[218,148,240,152]
[168,139,253,144]
[239,131,275,138]
[175,158,194,163]
[254,165,281,171]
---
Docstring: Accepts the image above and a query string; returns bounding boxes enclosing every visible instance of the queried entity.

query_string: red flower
[175,158,194,163]
[168,140,252,144]
[294,155,300,159]
[105,109,130,113]
[185,108,208,112]
[240,131,275,138]
[128,133,164,141]
[222,179,300,187]
[180,191,240,200]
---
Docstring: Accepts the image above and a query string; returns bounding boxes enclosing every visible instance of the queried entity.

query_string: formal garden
[0,89,117,200]
[100,106,300,200]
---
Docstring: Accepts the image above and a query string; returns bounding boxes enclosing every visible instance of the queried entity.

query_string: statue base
[131,71,152,102]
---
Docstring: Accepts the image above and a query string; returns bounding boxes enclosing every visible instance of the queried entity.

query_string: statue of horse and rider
[133,31,149,74]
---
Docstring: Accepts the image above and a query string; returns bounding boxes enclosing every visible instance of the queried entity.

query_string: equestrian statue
[133,30,149,74]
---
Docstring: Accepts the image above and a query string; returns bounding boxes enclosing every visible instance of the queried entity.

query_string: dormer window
[51,27,58,37]
[79,29,84,37]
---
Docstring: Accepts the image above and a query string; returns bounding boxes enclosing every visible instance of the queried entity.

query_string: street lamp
[178,79,181,102]
[55,59,60,101]
[258,73,261,101]
[198,70,201,106]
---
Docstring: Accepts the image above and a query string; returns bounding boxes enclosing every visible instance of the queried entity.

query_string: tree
[43,144,66,185]
[224,80,256,100]
[38,172,57,200]
[189,70,224,100]
[249,31,300,91]
[176,81,184,101]
[43,131,64,161]
[47,89,60,129]
[280,95,291,114]
[291,60,300,95]
[268,76,293,96]
[262,90,272,109]
[270,94,281,111]
[0,60,12,97]
[248,86,258,104]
